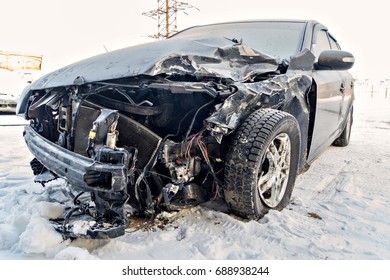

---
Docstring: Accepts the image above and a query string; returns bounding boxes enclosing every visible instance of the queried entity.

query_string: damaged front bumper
[25,125,133,238]
[24,125,128,193]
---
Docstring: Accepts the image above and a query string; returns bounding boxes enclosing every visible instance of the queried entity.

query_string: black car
[16,20,354,239]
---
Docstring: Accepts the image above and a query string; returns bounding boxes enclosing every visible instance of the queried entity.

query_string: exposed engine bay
[24,75,242,238]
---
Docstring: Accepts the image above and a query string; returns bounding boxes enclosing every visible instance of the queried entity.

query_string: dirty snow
[0,87,389,261]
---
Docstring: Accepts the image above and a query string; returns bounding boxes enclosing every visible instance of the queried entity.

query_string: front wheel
[224,109,301,219]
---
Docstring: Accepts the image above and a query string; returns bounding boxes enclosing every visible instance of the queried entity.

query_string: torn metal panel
[151,44,281,81]
[206,74,313,137]
[204,49,315,138]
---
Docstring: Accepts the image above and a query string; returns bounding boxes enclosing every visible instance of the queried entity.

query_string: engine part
[106,131,118,149]
[86,109,119,158]
[162,139,201,184]
[163,183,206,210]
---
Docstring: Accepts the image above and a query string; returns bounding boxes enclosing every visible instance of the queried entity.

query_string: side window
[328,34,340,50]
[311,30,331,58]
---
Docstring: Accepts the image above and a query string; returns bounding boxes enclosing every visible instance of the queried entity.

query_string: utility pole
[143,0,199,40]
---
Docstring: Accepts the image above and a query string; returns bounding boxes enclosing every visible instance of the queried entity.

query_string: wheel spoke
[257,171,273,189]
[257,132,291,208]
[259,173,276,193]
[269,184,278,206]
[268,142,279,166]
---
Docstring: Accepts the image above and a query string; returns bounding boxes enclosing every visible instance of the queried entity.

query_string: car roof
[175,19,320,30]
[172,20,324,42]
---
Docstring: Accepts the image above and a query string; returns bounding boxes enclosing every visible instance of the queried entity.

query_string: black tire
[333,106,353,147]
[224,109,301,219]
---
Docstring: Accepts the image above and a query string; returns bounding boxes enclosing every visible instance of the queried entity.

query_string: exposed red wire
[184,130,221,199]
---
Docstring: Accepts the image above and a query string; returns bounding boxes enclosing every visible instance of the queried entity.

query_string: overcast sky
[1,0,388,81]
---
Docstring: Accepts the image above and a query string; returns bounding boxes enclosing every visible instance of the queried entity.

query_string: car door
[308,26,345,163]
[328,34,355,125]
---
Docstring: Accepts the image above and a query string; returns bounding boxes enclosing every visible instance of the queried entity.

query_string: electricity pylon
[143,0,199,40]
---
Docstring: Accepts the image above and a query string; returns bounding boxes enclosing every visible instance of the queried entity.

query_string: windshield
[173,21,306,60]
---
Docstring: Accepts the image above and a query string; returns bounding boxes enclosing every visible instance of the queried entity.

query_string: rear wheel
[224,109,301,219]
[333,106,353,147]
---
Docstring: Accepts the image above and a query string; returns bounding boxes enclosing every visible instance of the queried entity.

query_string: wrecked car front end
[17,22,315,239]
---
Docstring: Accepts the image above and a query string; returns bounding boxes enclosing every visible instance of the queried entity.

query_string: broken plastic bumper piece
[24,126,128,193]
[52,210,127,239]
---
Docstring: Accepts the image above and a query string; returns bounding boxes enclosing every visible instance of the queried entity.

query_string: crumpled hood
[31,36,282,90]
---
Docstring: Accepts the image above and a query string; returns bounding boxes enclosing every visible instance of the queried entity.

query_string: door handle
[340,83,345,93]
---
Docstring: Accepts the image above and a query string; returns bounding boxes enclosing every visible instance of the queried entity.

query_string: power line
[143,0,199,40]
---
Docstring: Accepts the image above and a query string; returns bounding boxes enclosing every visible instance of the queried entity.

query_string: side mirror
[315,50,354,70]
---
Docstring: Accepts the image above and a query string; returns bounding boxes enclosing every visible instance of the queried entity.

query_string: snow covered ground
[0,88,389,261]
